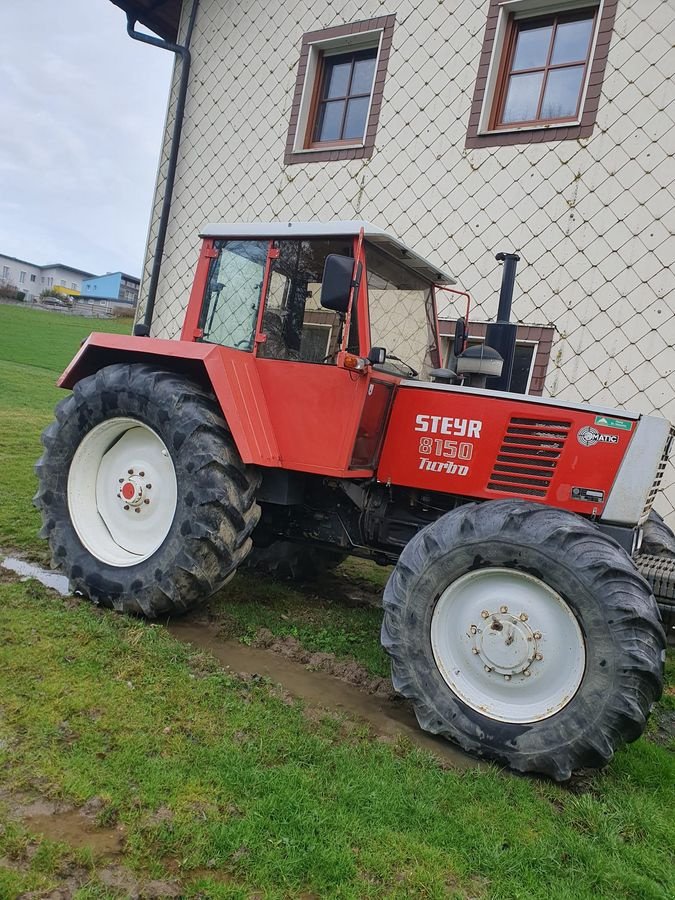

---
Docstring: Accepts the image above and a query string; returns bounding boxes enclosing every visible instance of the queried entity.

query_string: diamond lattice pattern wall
[139,0,675,518]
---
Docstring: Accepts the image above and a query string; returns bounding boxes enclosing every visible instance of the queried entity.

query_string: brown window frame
[284,16,396,166]
[490,8,597,130]
[305,47,379,150]
[466,0,618,149]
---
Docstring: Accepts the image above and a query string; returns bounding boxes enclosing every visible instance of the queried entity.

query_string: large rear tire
[35,364,260,617]
[381,500,664,780]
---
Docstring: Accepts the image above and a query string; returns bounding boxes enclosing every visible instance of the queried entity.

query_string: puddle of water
[169,622,477,770]
[20,807,125,855]
[2,557,70,596]
[0,556,476,769]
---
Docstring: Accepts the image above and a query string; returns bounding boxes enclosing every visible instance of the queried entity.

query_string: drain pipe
[126,0,200,335]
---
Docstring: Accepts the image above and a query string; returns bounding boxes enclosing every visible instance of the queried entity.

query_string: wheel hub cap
[430,568,586,723]
[67,417,177,567]
[119,476,145,506]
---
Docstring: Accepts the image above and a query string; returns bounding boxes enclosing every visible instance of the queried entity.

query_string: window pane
[200,240,267,350]
[351,55,376,94]
[324,60,351,98]
[551,17,594,65]
[343,96,370,140]
[260,239,354,363]
[512,25,552,70]
[315,100,344,141]
[510,344,535,394]
[540,65,584,119]
[501,71,544,123]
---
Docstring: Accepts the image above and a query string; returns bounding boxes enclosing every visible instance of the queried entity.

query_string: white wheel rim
[67,417,177,567]
[430,568,586,723]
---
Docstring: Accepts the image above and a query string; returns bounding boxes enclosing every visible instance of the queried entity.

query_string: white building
[0,252,94,302]
[114,0,675,515]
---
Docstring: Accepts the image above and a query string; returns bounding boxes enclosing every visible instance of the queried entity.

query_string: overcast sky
[0,0,173,278]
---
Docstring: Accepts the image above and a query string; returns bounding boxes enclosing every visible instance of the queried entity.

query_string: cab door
[253,237,375,476]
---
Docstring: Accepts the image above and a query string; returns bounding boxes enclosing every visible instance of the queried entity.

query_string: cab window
[366,245,439,378]
[199,240,267,349]
[259,239,357,363]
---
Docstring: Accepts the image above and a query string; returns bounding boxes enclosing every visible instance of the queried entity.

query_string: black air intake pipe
[485,252,520,392]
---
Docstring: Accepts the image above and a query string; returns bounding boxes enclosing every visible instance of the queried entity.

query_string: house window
[311,49,377,146]
[30,274,36,282]
[19,271,26,283]
[285,15,396,165]
[440,321,555,396]
[493,10,596,128]
[466,0,618,148]
[71,282,77,289]
[1,266,9,280]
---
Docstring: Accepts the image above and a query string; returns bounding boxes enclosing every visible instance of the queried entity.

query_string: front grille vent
[488,417,571,498]
[640,426,675,524]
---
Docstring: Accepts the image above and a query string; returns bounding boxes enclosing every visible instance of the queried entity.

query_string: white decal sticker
[577,426,619,447]
[418,459,469,476]
[415,415,482,438]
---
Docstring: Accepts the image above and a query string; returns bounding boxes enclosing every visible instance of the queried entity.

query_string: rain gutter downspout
[126,0,200,334]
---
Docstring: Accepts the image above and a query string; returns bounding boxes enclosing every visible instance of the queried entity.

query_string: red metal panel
[256,358,372,475]
[181,238,217,340]
[205,348,280,465]
[378,384,634,517]
[57,335,280,468]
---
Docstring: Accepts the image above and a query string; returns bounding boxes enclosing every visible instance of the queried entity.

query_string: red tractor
[36,222,673,780]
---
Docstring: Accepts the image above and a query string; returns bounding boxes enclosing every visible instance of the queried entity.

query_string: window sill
[478,117,582,136]
[294,142,365,154]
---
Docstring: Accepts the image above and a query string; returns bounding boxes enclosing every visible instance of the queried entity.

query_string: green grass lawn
[0,304,673,899]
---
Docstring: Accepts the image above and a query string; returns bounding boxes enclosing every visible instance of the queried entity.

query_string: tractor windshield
[366,244,440,378]
[198,240,268,350]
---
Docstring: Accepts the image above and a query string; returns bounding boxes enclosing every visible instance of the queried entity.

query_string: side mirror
[321,254,354,314]
[368,346,386,365]
[453,317,467,357]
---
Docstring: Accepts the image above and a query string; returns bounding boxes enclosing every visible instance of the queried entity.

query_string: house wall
[39,266,88,295]
[138,0,675,517]
[82,273,123,300]
[0,254,42,301]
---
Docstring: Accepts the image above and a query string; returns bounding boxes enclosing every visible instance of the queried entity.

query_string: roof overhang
[109,0,181,42]
[200,220,456,285]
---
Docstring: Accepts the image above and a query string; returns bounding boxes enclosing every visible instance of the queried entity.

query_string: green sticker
[594,416,633,431]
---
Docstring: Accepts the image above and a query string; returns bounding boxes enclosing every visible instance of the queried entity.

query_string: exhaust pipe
[484,252,520,392]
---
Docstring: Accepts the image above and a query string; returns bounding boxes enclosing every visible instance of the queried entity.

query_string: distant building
[0,252,94,302]
[79,272,140,312]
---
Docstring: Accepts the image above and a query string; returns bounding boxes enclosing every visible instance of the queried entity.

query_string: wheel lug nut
[128,468,134,475]
[144,499,150,505]
[535,652,543,661]
[135,508,141,514]
[504,674,511,681]
[500,605,508,614]
[519,613,528,622]
[470,625,477,634]
[146,484,152,489]
[481,610,489,619]
[484,665,492,673]
[472,647,479,655]
[524,670,531,677]
[124,505,130,511]
[533,631,542,640]
[139,471,145,477]
[118,478,124,483]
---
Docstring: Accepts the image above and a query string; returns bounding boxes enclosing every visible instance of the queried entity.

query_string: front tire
[35,364,260,617]
[381,500,664,780]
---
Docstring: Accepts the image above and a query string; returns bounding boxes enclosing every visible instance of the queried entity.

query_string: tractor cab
[169,221,459,477]
[182,221,455,381]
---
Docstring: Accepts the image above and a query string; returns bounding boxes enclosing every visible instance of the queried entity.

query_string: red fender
[58,333,280,466]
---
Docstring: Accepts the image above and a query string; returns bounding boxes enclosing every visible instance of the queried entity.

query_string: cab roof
[200,220,456,285]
